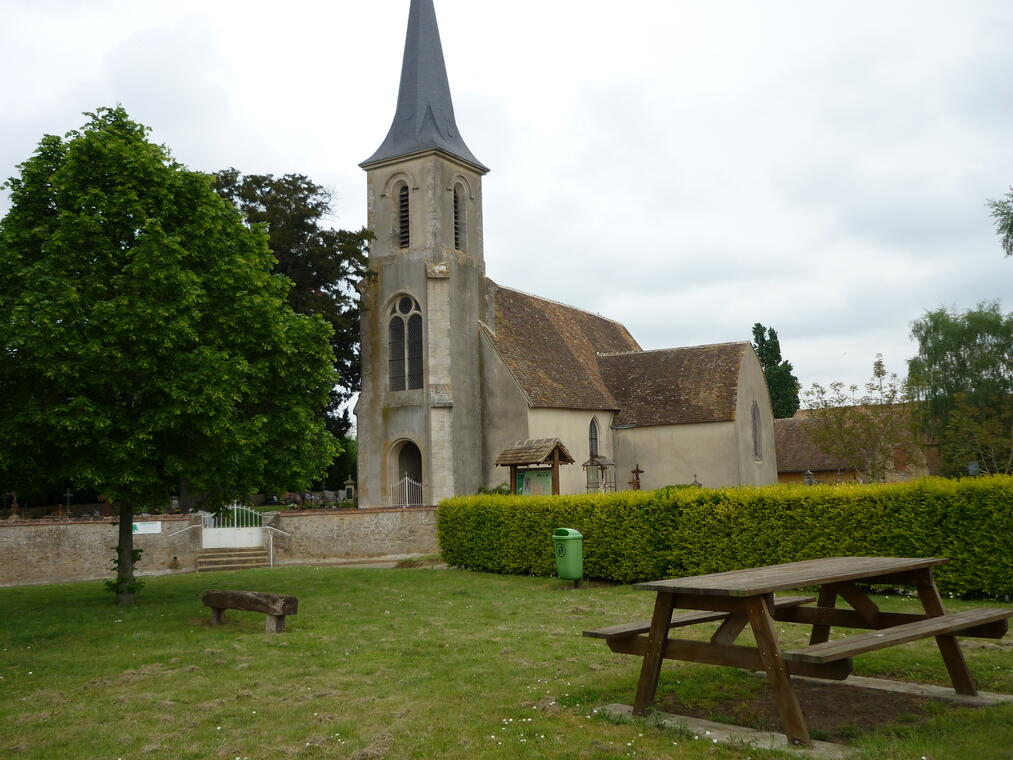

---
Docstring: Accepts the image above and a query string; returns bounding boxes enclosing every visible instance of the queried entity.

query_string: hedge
[436,475,1013,597]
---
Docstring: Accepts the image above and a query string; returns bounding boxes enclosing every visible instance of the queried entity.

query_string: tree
[752,323,801,418]
[212,170,370,437]
[0,108,339,604]
[987,187,1013,257]
[908,303,1012,475]
[802,356,924,483]
[941,394,1013,475]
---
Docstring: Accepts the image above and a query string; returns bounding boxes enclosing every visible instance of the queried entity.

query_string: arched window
[398,185,410,248]
[389,295,423,391]
[585,418,602,491]
[453,185,466,251]
[751,401,762,461]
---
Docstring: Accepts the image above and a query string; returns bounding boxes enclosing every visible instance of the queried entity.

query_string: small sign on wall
[132,521,162,535]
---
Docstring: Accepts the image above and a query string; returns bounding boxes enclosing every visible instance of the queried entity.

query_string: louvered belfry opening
[453,186,464,250]
[398,185,410,248]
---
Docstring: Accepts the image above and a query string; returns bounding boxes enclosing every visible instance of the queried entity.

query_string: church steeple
[361,0,488,174]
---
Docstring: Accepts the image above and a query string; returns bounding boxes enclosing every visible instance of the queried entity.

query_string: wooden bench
[785,607,1013,664]
[202,589,299,633]
[584,594,816,641]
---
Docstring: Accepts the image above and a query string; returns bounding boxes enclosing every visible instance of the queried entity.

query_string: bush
[436,476,1013,596]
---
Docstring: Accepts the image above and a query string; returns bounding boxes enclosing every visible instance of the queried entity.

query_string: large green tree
[987,187,1013,257]
[0,108,339,603]
[908,303,1012,475]
[751,323,800,418]
[212,170,370,438]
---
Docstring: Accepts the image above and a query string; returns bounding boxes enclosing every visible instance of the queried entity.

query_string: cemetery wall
[266,508,438,564]
[0,508,438,587]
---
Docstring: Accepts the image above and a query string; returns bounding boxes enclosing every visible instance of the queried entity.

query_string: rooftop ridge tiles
[597,341,749,358]
[490,281,639,332]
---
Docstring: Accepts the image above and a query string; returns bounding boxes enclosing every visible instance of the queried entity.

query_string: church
[354,0,777,507]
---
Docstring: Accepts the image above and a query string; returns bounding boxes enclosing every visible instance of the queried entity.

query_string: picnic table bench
[202,589,298,633]
[583,557,1013,748]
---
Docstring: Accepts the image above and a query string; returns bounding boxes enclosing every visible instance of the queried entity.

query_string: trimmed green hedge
[436,476,1013,597]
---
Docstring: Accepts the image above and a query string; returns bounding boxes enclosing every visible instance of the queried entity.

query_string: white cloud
[1,0,1010,392]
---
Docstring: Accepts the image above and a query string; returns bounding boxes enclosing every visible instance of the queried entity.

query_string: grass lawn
[1,567,1011,759]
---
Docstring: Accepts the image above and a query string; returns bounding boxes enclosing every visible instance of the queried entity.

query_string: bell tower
[355,0,489,507]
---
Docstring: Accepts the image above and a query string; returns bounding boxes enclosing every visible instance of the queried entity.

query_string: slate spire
[361,0,488,173]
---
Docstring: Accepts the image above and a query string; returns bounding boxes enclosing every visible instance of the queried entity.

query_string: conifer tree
[212,170,370,438]
[752,323,801,418]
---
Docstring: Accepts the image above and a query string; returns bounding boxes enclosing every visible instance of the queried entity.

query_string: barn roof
[773,416,850,473]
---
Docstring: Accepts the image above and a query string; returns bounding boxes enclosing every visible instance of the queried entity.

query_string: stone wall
[266,507,438,564]
[0,508,438,587]
[0,515,200,587]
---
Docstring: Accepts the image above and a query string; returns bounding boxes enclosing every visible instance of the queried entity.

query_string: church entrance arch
[387,439,424,506]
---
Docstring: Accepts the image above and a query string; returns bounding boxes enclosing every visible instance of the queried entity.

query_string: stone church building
[354,0,777,507]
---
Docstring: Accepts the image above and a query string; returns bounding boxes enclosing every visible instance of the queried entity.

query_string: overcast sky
[2,0,1010,394]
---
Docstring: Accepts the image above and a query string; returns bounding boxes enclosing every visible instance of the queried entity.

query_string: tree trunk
[117,501,135,606]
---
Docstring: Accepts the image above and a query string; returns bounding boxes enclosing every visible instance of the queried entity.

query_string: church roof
[361,0,488,173]
[598,343,749,427]
[484,282,641,410]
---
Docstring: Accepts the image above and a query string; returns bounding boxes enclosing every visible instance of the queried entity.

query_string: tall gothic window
[751,401,762,460]
[398,185,410,248]
[389,296,423,391]
[585,418,601,491]
[453,185,465,251]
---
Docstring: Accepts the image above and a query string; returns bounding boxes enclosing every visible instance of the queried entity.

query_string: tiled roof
[598,343,748,427]
[485,281,641,410]
[494,438,576,466]
[774,416,850,473]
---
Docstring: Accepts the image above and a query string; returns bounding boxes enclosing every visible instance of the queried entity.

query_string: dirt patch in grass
[394,556,445,569]
[655,678,964,744]
[349,731,393,760]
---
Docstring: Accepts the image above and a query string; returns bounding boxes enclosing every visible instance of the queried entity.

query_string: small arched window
[389,296,423,391]
[589,419,599,457]
[751,401,762,461]
[398,185,410,249]
[453,185,465,251]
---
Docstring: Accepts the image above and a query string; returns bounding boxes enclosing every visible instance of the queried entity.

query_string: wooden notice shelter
[495,438,575,495]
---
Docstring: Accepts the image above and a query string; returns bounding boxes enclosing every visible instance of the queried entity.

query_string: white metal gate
[201,502,265,549]
[387,476,423,507]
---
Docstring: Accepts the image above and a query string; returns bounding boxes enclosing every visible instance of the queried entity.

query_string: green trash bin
[553,528,583,581]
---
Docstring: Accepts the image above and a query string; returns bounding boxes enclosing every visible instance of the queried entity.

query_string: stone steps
[196,547,269,572]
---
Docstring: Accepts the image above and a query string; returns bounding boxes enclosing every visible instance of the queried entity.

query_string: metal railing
[387,476,423,507]
[166,523,201,538]
[265,525,292,567]
[204,502,263,528]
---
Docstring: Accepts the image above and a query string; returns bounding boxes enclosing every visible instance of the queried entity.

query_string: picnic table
[583,556,1013,747]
